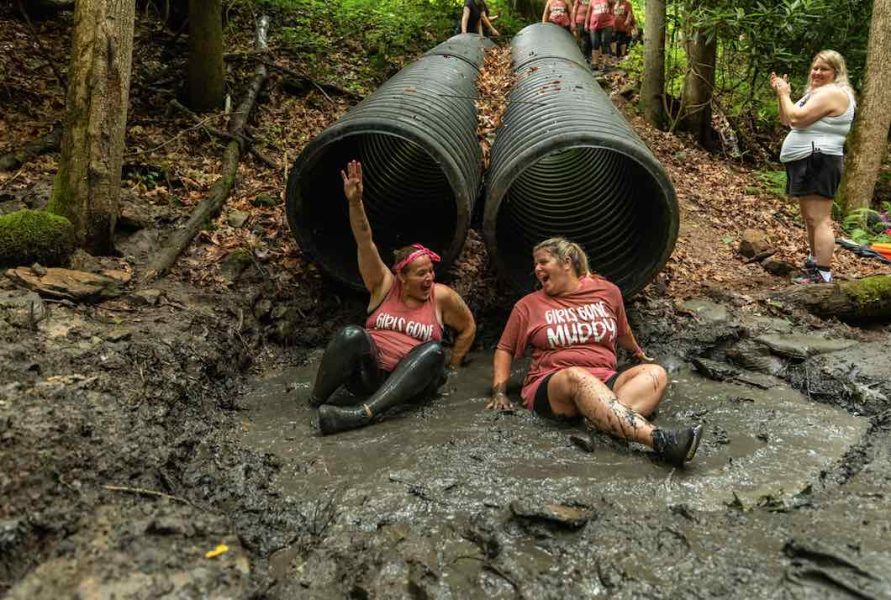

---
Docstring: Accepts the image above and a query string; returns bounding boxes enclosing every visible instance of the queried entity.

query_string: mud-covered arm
[487,349,514,410]
[342,160,392,298]
[617,331,652,362]
[438,285,476,369]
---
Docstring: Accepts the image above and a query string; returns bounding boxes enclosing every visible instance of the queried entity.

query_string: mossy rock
[0,209,76,268]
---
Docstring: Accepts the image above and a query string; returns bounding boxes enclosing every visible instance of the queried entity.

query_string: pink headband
[392,244,441,273]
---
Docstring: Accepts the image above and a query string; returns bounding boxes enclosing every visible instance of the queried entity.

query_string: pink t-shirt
[574,0,591,24]
[613,0,634,32]
[547,0,572,27]
[366,279,443,372]
[496,276,630,409]
[587,0,615,30]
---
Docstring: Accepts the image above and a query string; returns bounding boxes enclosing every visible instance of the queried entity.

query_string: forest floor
[2,5,891,598]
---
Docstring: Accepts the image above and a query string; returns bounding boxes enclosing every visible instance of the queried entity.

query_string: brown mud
[2,6,891,598]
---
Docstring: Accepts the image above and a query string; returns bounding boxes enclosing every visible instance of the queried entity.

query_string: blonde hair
[807,50,853,93]
[533,237,590,277]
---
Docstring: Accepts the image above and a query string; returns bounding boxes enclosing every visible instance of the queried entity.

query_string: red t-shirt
[574,0,591,24]
[613,0,634,32]
[587,0,615,30]
[546,0,572,27]
[366,279,443,372]
[496,276,630,409]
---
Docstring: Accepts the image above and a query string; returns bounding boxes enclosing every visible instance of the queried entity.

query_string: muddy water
[242,353,867,518]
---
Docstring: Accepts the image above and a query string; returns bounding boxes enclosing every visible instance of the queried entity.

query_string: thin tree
[641,0,667,128]
[187,0,225,112]
[678,27,717,148]
[49,0,136,255]
[839,0,891,215]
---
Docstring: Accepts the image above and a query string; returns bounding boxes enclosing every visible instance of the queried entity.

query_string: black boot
[317,342,445,435]
[652,425,703,467]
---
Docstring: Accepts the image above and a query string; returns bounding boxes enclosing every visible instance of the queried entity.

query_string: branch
[143,16,271,282]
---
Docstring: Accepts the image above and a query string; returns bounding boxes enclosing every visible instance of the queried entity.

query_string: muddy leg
[612,364,668,417]
[547,367,655,447]
[310,325,382,407]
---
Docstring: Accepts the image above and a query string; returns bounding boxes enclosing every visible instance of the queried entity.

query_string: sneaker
[652,425,703,467]
[803,256,816,271]
[792,269,831,284]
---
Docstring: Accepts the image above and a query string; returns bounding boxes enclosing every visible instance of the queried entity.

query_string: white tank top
[779,85,855,163]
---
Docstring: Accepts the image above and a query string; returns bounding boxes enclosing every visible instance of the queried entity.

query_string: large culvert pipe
[483,23,678,296]
[285,34,492,290]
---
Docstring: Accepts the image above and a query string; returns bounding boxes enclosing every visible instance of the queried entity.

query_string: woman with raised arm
[771,50,856,284]
[486,238,702,467]
[309,160,476,435]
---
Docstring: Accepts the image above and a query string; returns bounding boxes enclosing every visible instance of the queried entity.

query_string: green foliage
[842,205,891,245]
[755,169,786,197]
[0,209,76,268]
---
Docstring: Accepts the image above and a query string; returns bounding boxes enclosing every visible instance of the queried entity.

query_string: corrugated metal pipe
[285,34,493,290]
[483,23,678,296]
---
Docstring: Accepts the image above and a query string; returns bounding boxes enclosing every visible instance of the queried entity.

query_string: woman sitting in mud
[486,237,702,467]
[309,160,476,435]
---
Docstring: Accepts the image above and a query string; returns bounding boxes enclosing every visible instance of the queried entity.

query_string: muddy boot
[651,425,703,467]
[569,433,596,453]
[317,403,372,434]
[317,342,445,435]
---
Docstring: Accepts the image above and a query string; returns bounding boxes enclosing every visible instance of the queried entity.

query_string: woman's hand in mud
[634,350,656,363]
[341,159,363,204]
[486,392,514,411]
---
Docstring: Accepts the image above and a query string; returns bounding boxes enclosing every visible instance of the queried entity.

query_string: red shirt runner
[366,279,443,372]
[497,276,630,409]
[587,0,615,30]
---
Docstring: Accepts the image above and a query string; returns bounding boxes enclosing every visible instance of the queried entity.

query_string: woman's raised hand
[770,72,790,94]
[341,160,363,204]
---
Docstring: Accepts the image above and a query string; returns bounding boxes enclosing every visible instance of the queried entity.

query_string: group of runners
[542,0,637,70]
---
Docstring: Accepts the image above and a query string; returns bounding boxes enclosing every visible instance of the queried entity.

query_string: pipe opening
[494,146,672,293]
[292,133,457,285]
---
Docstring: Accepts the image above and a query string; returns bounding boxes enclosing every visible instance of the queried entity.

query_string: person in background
[309,160,477,434]
[542,0,573,31]
[460,0,483,34]
[587,0,615,71]
[571,0,593,63]
[479,0,501,37]
[612,0,635,59]
[771,50,856,284]
[486,237,703,467]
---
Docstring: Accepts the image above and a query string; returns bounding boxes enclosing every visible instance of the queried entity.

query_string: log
[5,267,122,302]
[143,15,270,282]
[772,275,891,322]
[0,124,62,171]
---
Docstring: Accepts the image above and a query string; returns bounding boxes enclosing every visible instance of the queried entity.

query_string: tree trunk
[641,0,666,129]
[679,28,717,148]
[49,0,136,255]
[186,0,225,112]
[772,275,891,322]
[510,0,546,21]
[839,0,891,215]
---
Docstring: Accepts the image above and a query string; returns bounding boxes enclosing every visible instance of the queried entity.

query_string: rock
[221,249,253,282]
[726,340,786,376]
[101,269,133,284]
[509,500,594,529]
[755,334,857,360]
[0,209,75,268]
[738,229,771,259]
[145,516,194,537]
[0,290,46,327]
[691,357,739,381]
[252,298,273,321]
[227,210,249,228]
[681,298,729,324]
[761,257,796,276]
[5,267,121,302]
[31,262,47,276]
[106,329,132,343]
[251,194,279,207]
[130,289,163,306]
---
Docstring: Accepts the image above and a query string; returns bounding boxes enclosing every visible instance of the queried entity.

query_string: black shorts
[533,371,619,419]
[784,152,844,199]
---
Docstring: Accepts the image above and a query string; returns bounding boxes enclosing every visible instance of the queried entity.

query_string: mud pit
[241,350,878,596]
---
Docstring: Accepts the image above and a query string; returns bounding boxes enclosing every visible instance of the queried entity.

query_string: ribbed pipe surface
[484,23,678,296]
[286,35,492,290]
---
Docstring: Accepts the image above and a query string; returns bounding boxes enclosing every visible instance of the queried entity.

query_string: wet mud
[3,283,891,598]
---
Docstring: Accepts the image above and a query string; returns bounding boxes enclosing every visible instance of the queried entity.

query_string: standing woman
[486,238,702,467]
[612,0,635,59]
[542,0,572,31]
[309,161,476,434]
[587,0,615,71]
[771,50,856,284]
[571,0,593,63]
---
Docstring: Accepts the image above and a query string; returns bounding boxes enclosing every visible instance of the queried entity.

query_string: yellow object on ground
[205,544,229,559]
